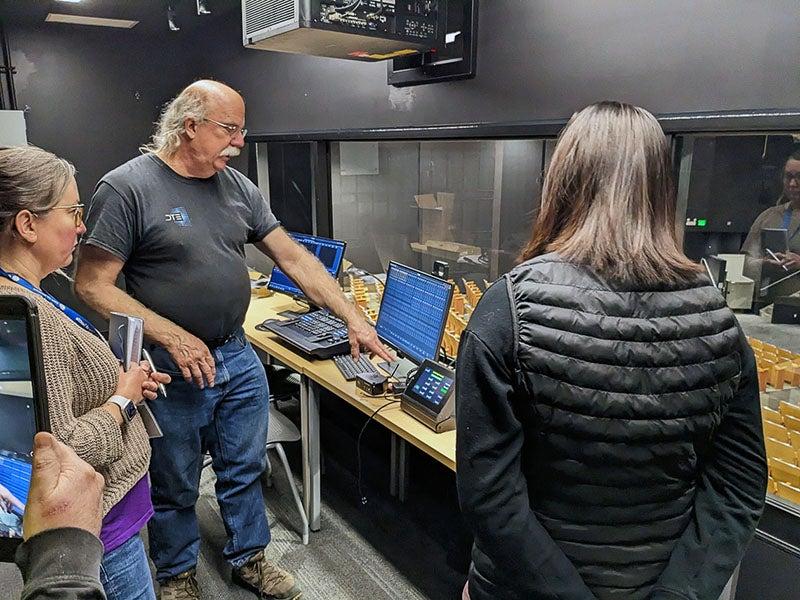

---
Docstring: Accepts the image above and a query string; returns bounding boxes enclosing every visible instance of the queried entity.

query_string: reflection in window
[330,140,548,282]
[678,133,800,510]
[679,134,800,310]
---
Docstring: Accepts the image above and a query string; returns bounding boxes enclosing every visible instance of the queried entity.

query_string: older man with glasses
[75,79,391,600]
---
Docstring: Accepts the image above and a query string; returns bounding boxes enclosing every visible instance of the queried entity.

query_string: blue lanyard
[782,208,800,242]
[0,267,104,339]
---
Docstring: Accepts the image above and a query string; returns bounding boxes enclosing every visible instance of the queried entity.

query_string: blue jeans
[146,329,271,581]
[100,533,156,600]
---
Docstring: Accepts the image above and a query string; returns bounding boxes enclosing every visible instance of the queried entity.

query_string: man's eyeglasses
[783,172,800,184]
[204,118,247,139]
[47,203,85,227]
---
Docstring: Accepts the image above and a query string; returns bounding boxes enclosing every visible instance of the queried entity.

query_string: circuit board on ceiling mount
[242,0,442,61]
[317,0,440,43]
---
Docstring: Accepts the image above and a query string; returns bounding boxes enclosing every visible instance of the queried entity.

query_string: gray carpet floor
[190,461,448,600]
[0,451,461,600]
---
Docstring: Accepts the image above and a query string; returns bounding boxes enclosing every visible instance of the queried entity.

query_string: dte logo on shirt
[165,207,191,227]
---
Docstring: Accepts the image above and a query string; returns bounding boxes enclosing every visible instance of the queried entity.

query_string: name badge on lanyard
[0,267,104,339]
[782,208,800,243]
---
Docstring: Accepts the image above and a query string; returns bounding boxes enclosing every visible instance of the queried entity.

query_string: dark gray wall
[1,19,202,322]
[195,0,800,135]
[5,22,195,200]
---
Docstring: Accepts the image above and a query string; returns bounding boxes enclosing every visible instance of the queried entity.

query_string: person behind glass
[0,146,170,600]
[456,102,767,600]
[16,432,106,600]
[74,79,392,600]
[742,149,800,301]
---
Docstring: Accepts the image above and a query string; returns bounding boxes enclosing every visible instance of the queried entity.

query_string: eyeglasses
[204,118,247,139]
[47,203,85,227]
[784,172,800,184]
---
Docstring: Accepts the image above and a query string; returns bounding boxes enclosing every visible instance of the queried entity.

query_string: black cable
[356,399,400,506]
[404,366,419,387]
[334,0,362,13]
[0,19,17,110]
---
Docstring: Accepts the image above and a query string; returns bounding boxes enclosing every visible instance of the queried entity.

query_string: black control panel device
[316,1,442,46]
[244,0,444,62]
[400,358,455,432]
[257,311,350,359]
[355,372,389,396]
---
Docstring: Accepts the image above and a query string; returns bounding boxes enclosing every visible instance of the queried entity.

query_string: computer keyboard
[287,311,347,338]
[259,310,351,359]
[333,353,380,381]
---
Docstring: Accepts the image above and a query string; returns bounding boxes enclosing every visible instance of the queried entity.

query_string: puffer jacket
[456,254,767,600]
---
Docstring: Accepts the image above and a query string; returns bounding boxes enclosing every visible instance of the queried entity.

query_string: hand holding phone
[23,432,104,540]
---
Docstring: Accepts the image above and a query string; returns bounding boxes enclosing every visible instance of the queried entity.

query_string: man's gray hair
[140,87,209,156]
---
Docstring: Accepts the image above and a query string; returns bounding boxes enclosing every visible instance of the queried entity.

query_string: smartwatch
[107,395,138,424]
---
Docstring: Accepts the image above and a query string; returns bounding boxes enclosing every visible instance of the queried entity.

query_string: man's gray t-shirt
[83,154,280,342]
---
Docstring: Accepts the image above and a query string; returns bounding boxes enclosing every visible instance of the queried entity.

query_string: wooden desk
[244,295,456,531]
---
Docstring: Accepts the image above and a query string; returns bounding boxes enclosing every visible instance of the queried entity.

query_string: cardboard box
[414,192,457,243]
[414,193,445,243]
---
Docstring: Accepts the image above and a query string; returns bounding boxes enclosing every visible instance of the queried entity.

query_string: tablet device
[761,228,789,254]
[400,359,455,433]
[0,295,50,561]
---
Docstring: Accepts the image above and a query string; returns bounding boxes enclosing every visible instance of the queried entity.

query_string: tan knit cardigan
[0,283,150,515]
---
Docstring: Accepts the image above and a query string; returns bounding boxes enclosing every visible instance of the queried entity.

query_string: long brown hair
[519,101,701,285]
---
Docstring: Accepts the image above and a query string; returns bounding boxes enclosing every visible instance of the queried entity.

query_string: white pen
[142,347,168,398]
[766,248,790,272]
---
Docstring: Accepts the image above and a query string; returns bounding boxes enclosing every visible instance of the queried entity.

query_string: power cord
[334,0,362,13]
[356,398,401,506]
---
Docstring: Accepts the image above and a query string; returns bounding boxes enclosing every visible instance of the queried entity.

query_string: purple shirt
[99,476,153,553]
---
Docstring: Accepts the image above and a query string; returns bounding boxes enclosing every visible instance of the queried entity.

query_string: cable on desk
[390,366,418,395]
[356,398,401,506]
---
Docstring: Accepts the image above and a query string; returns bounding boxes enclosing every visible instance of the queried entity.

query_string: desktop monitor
[375,262,454,375]
[268,232,346,299]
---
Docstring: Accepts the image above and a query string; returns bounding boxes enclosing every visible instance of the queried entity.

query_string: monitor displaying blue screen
[375,262,454,365]
[268,233,346,298]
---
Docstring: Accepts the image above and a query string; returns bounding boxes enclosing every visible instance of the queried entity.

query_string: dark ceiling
[0,0,240,36]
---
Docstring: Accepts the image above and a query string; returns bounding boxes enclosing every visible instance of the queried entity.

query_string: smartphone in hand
[0,296,49,561]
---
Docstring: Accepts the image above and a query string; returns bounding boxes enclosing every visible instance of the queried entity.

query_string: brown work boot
[158,569,200,600]
[232,550,302,600]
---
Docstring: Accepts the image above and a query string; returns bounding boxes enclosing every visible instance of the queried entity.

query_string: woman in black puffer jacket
[456,101,767,600]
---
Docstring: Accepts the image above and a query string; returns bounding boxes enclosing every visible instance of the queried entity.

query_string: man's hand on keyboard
[347,314,394,362]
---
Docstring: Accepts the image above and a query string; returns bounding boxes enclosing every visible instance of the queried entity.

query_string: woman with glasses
[742,149,800,304]
[0,145,169,600]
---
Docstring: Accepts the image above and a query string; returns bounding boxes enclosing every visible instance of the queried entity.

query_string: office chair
[266,403,309,544]
[202,403,309,545]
